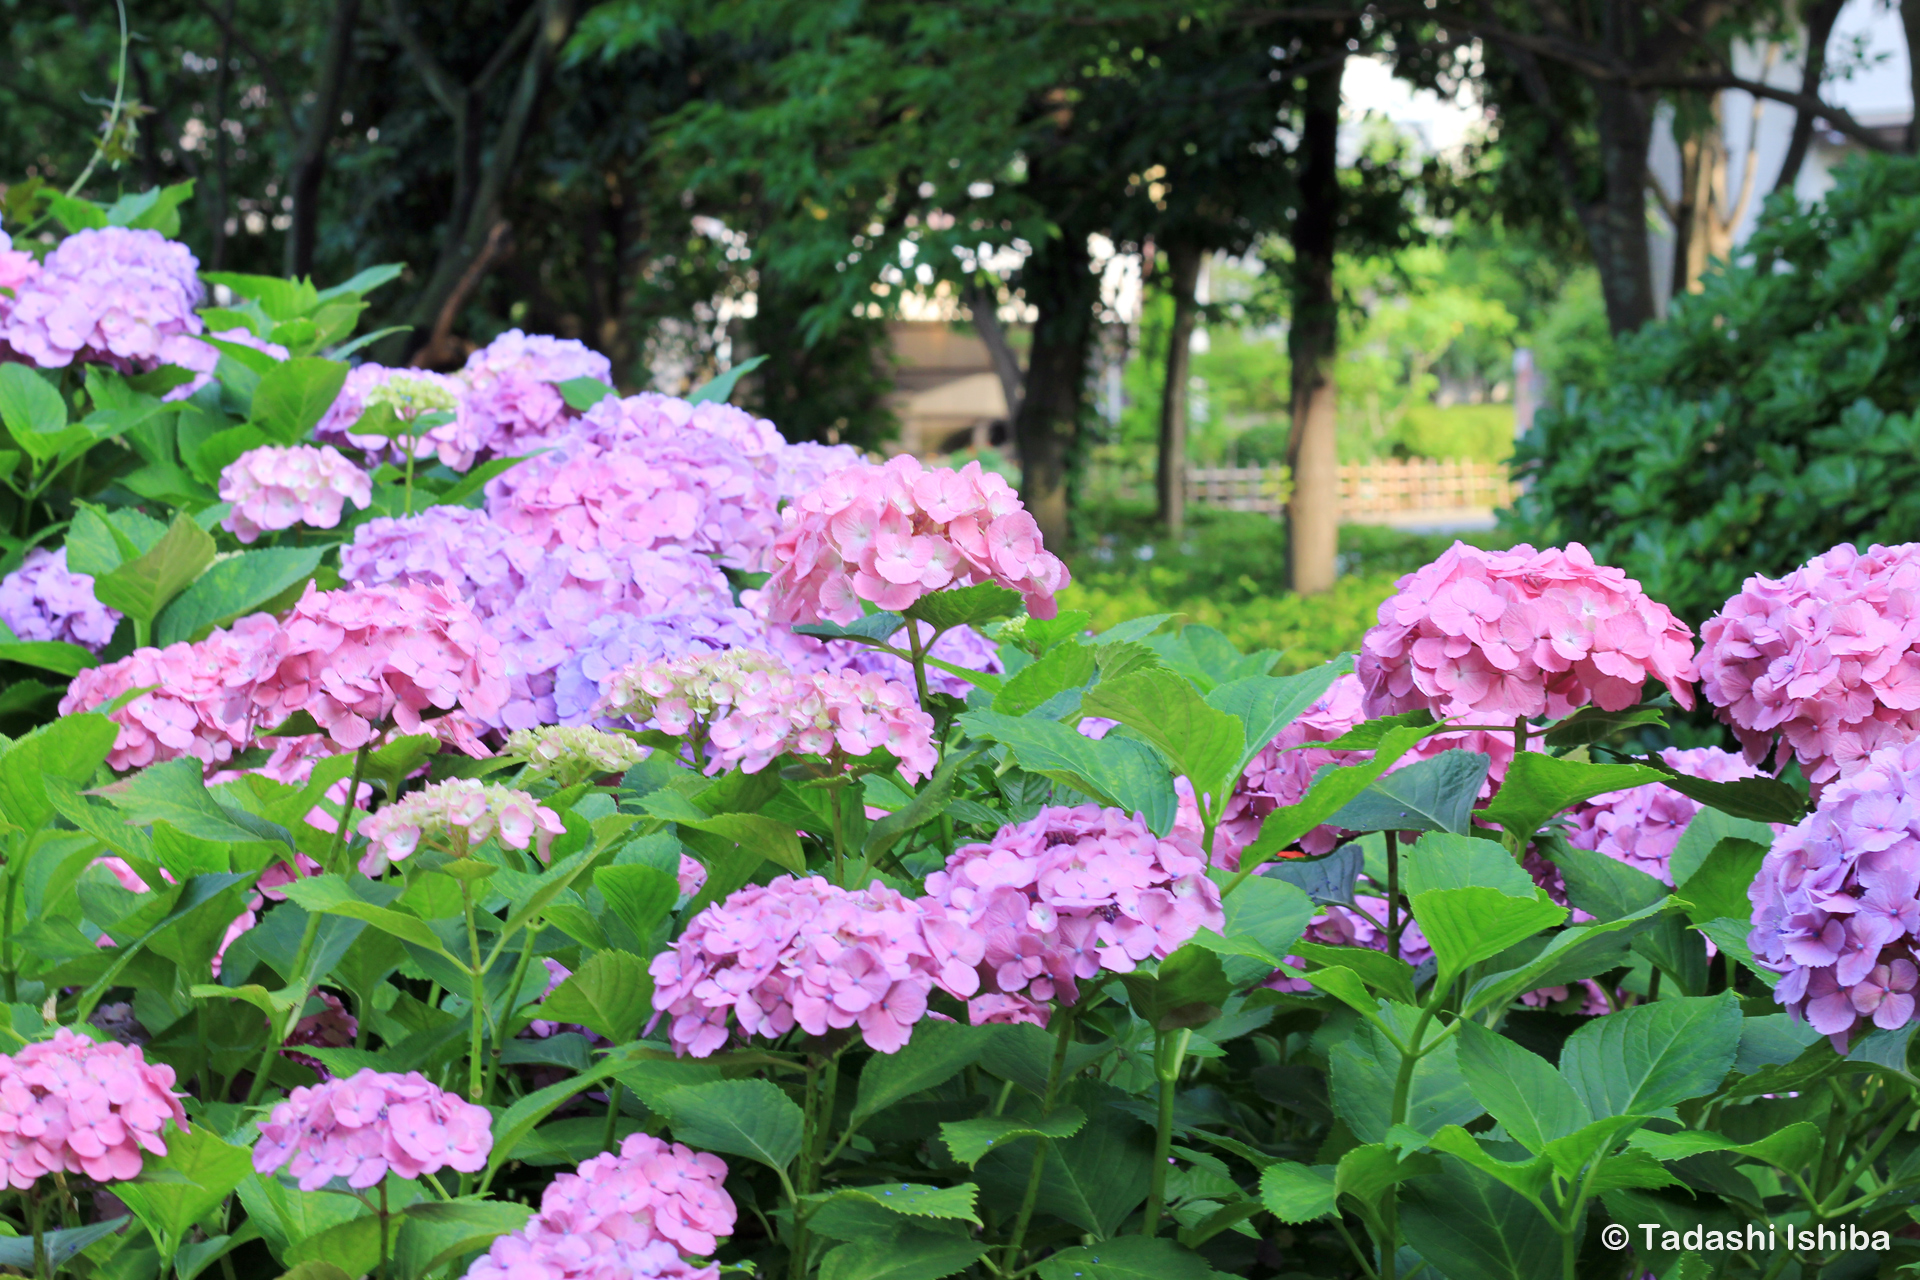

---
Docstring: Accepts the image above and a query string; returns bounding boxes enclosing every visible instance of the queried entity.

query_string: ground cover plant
[9,189,1920,1280]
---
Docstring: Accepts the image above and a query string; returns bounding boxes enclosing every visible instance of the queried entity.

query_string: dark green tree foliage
[1504,153,1920,625]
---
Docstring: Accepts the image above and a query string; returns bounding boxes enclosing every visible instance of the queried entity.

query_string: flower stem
[600,1081,625,1155]
[1142,1027,1192,1237]
[1001,1006,1076,1272]
[26,1184,46,1280]
[244,911,324,1105]
[329,743,374,873]
[905,620,932,711]
[377,1179,390,1280]
[459,880,487,1103]
[1385,831,1401,963]
[827,780,848,887]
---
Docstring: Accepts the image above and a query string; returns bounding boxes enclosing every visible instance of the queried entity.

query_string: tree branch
[191,0,292,129]
[381,0,467,121]
[1775,0,1843,192]
[1640,72,1897,152]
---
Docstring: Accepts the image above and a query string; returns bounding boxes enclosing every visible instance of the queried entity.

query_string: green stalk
[329,743,374,871]
[827,779,848,887]
[376,1179,390,1280]
[1385,831,1401,963]
[1142,1027,1193,1236]
[789,1058,820,1280]
[26,1184,46,1280]
[0,820,46,1003]
[904,620,932,711]
[244,910,324,1105]
[486,924,542,1103]
[1001,1007,1076,1272]
[599,1081,625,1155]
[459,880,487,1103]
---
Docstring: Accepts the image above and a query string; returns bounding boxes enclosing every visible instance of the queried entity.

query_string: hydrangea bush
[1,187,1918,1280]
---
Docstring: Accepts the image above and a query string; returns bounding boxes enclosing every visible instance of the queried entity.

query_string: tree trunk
[1776,0,1844,193]
[1287,54,1342,597]
[1011,231,1096,553]
[1587,81,1659,334]
[285,0,361,280]
[966,282,1024,424]
[1156,242,1201,537]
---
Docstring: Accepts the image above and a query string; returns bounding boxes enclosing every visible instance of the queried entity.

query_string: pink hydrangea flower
[0,546,120,649]
[0,227,204,371]
[219,444,373,543]
[252,1068,493,1191]
[533,1132,736,1258]
[339,507,537,619]
[0,1028,188,1188]
[763,455,1069,625]
[0,229,39,310]
[1701,542,1920,788]
[247,581,508,753]
[649,875,983,1056]
[357,779,564,872]
[1565,745,1768,884]
[1749,738,1920,1050]
[314,364,487,471]
[61,613,284,770]
[923,805,1225,1024]
[461,329,612,458]
[1358,540,1696,725]
[466,1228,717,1280]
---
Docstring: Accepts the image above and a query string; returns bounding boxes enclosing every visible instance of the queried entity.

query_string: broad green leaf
[1546,839,1668,921]
[90,757,293,846]
[250,357,349,442]
[1141,623,1278,691]
[1627,1121,1821,1172]
[793,612,908,644]
[1453,1020,1590,1153]
[804,1183,980,1236]
[1735,1012,1821,1072]
[109,180,195,236]
[1205,658,1350,777]
[235,1172,367,1260]
[0,364,67,440]
[852,1021,1002,1126]
[0,639,96,676]
[905,582,1023,632]
[1325,748,1488,835]
[639,790,804,873]
[156,547,323,645]
[0,712,120,831]
[67,506,166,576]
[818,1224,987,1280]
[940,1107,1087,1166]
[1081,668,1244,808]
[1559,992,1742,1119]
[1189,874,1313,986]
[1398,1157,1563,1280]
[1462,899,1667,1015]
[957,710,1177,836]
[1119,946,1233,1030]
[1669,806,1776,885]
[536,949,653,1042]
[1846,1021,1919,1083]
[1541,704,1667,748]
[1477,754,1669,841]
[1410,886,1566,980]
[1257,1162,1337,1222]
[46,193,110,231]
[1540,1115,1652,1181]
[1291,943,1416,1005]
[315,263,406,303]
[1237,721,1435,862]
[0,1217,131,1271]
[1330,1008,1483,1142]
[115,1125,253,1253]
[993,641,1096,718]
[1035,1237,1222,1280]
[1424,1125,1552,1199]
[864,746,985,861]
[556,377,615,410]
[686,353,767,405]
[284,1208,402,1275]
[1312,709,1436,750]
[594,865,679,942]
[1334,1141,1436,1214]
[1644,761,1807,825]
[1693,916,1777,988]
[277,875,454,958]
[1672,838,1769,928]
[1402,831,1538,898]
[655,1079,805,1172]
[976,1084,1150,1237]
[91,512,216,625]
[485,1055,628,1180]
[392,1201,534,1280]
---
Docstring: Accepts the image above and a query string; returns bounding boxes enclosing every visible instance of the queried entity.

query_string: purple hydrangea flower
[0,547,119,649]
[0,227,204,371]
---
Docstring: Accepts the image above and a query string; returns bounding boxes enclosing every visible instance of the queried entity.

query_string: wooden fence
[1176,459,1517,519]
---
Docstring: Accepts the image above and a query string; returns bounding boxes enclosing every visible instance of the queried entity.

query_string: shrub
[1506,152,1920,623]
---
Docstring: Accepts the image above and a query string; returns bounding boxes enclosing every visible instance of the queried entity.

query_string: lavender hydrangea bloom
[339,507,536,618]
[461,329,612,458]
[314,364,487,471]
[0,231,39,334]
[823,622,1003,699]
[1751,738,1920,1050]
[548,607,772,725]
[0,547,120,650]
[1,227,204,371]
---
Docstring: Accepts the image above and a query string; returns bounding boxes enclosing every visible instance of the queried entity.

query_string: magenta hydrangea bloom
[923,805,1225,1025]
[0,546,120,649]
[1565,745,1766,884]
[314,363,487,470]
[533,1132,735,1258]
[485,396,781,571]
[0,1028,188,1188]
[247,581,508,753]
[0,227,204,371]
[358,779,564,872]
[1700,542,1920,787]
[219,444,373,543]
[165,325,291,401]
[252,1068,493,1191]
[461,329,612,457]
[650,875,984,1056]
[1749,739,1920,1050]
[763,455,1069,625]
[61,613,283,771]
[466,1229,717,1280]
[1358,540,1697,724]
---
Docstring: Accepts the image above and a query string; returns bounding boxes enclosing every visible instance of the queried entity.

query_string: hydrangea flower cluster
[358,779,564,871]
[1566,745,1765,884]
[545,607,775,727]
[763,455,1068,625]
[1750,739,1920,1049]
[704,667,938,779]
[1700,542,1920,787]
[461,329,612,458]
[218,444,372,542]
[61,613,283,770]
[649,876,984,1056]
[467,1231,716,1280]
[248,581,508,752]
[531,1133,735,1258]
[315,364,485,470]
[0,229,37,307]
[0,546,120,649]
[0,227,204,371]
[600,649,791,738]
[253,1069,493,1190]
[1358,540,1697,724]
[505,725,651,786]
[0,1029,188,1187]
[923,805,1225,1026]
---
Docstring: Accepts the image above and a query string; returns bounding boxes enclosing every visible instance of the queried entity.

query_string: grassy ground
[1062,503,1510,673]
